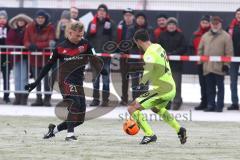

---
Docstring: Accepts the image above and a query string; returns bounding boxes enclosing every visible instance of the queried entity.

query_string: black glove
[136,83,145,90]
[25,82,37,92]
[222,65,229,74]
[28,43,38,51]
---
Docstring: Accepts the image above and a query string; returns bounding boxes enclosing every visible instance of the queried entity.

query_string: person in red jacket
[153,14,168,42]
[24,10,55,106]
[190,15,211,110]
[6,13,32,105]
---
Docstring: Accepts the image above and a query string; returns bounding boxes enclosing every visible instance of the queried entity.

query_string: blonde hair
[55,21,69,39]
[65,21,84,37]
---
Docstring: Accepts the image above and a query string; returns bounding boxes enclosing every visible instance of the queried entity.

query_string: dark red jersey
[34,38,102,92]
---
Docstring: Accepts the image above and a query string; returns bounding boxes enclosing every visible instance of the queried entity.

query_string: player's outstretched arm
[25,82,37,92]
[25,50,58,92]
[24,63,53,92]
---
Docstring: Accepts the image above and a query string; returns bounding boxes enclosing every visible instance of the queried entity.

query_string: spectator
[24,9,55,106]
[86,4,117,106]
[56,10,71,44]
[127,12,153,99]
[153,14,168,42]
[198,16,233,112]
[227,8,240,110]
[190,15,211,110]
[117,8,135,105]
[158,17,187,110]
[0,10,11,103]
[6,13,32,105]
[129,12,154,41]
[52,10,71,92]
[70,6,79,21]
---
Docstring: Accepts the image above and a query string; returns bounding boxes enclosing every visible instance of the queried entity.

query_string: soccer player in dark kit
[25,21,104,141]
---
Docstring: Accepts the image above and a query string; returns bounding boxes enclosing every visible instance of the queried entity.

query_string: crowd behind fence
[0,4,240,112]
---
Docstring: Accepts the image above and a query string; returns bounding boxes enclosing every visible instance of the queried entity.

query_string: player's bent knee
[128,101,143,115]
[127,105,135,115]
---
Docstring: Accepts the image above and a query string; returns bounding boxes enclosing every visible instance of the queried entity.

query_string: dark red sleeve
[23,25,32,48]
[6,29,16,45]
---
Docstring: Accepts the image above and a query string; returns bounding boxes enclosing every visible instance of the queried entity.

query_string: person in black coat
[86,4,117,107]
[126,12,154,99]
[227,8,240,110]
[158,17,187,110]
[117,8,136,105]
[0,10,11,103]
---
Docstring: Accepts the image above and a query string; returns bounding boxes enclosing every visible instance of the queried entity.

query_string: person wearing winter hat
[191,15,211,110]
[129,12,154,46]
[6,14,33,105]
[199,16,233,112]
[97,4,109,13]
[35,10,50,29]
[122,8,134,15]
[227,8,240,110]
[86,3,117,107]
[24,9,55,107]
[135,12,148,28]
[201,14,211,22]
[8,14,32,29]
[124,12,153,100]
[117,8,135,105]
[153,14,168,42]
[0,10,8,26]
[134,12,154,41]
[0,10,11,103]
[166,17,178,26]
[158,17,187,110]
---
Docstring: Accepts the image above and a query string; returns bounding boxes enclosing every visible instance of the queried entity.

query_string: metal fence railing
[0,45,56,96]
[0,44,238,102]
